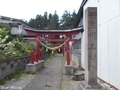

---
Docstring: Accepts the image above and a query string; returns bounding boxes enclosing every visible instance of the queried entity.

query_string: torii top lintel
[24,27,83,35]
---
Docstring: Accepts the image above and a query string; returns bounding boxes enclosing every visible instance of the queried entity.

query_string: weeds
[0,70,25,85]
[45,83,52,87]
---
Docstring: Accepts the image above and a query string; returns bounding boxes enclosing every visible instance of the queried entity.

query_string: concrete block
[0,62,6,67]
[17,59,21,63]
[6,63,10,69]
[64,61,74,75]
[26,60,44,73]
[40,60,44,68]
[80,81,105,90]
[0,56,30,79]
[10,60,15,64]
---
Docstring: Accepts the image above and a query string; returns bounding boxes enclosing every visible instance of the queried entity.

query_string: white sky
[0,0,82,21]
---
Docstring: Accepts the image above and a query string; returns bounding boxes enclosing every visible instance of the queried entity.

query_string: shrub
[0,23,35,61]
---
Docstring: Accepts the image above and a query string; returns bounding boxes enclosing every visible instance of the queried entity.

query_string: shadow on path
[23,54,62,90]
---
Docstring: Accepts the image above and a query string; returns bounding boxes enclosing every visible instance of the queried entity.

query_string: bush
[0,23,35,61]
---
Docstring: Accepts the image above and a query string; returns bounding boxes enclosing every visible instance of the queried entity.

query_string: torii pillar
[35,37,40,62]
[80,7,104,90]
[62,45,64,56]
[36,36,43,62]
[26,36,44,73]
[64,36,74,75]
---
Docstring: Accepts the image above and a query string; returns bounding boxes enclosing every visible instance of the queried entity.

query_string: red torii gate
[24,27,82,65]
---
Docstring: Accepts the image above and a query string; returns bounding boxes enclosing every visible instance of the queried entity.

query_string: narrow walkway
[23,54,62,90]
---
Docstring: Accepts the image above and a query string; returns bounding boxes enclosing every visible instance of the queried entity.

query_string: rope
[36,38,70,51]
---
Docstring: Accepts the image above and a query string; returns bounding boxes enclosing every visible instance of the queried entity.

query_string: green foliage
[45,83,52,87]
[60,10,77,29]
[0,23,35,61]
[47,11,59,29]
[28,10,76,30]
[0,79,5,85]
[0,23,11,31]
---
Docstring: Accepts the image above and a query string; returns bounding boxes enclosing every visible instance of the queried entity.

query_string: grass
[0,70,26,85]
[45,83,52,87]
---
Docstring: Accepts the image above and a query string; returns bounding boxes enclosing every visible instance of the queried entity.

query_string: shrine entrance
[25,27,83,74]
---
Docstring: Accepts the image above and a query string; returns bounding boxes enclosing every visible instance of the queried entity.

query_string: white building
[73,0,120,89]
[0,15,31,35]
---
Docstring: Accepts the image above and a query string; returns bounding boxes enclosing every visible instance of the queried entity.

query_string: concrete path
[23,54,62,90]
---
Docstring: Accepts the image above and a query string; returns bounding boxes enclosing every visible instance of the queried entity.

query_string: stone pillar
[85,7,97,85]
[81,7,104,90]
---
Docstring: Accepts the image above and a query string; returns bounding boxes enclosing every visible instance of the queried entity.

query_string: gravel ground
[61,56,82,90]
[0,74,36,90]
[0,54,117,90]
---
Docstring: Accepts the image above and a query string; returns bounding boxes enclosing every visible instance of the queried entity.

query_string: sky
[0,0,82,21]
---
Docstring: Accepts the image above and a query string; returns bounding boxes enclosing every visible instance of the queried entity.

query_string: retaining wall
[0,56,30,79]
[0,51,50,79]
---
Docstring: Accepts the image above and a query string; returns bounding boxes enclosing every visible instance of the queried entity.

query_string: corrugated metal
[98,0,120,26]
[98,0,120,89]
[82,0,120,89]
[98,23,109,82]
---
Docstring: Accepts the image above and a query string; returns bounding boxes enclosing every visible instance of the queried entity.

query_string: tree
[28,18,36,28]
[43,12,48,29]
[59,10,77,29]
[28,10,76,30]
[35,15,44,29]
[47,11,59,29]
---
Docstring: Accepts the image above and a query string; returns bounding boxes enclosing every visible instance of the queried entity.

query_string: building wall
[82,0,120,89]
[11,26,27,35]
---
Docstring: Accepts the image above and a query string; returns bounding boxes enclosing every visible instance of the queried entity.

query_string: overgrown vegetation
[0,23,35,61]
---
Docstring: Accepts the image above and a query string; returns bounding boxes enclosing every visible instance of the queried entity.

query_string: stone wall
[0,51,50,79]
[0,56,30,79]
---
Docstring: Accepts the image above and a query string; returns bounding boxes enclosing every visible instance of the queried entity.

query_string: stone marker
[80,7,104,90]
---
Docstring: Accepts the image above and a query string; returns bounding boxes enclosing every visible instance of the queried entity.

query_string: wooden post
[66,37,70,65]
[39,50,42,60]
[62,45,64,56]
[36,36,40,62]
[30,51,35,64]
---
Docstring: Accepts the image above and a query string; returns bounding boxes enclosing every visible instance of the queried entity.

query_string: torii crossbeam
[24,27,83,65]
